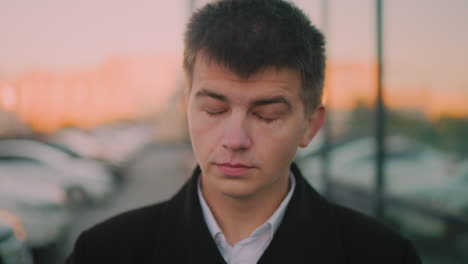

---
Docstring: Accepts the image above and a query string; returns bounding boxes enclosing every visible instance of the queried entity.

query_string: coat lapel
[257,164,345,263]
[157,164,344,263]
[156,166,226,263]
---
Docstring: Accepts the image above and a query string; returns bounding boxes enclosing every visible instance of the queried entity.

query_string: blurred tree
[435,117,468,158]
[348,99,468,158]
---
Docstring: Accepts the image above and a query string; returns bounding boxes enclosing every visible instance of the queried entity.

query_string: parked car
[0,138,116,204]
[48,123,156,167]
[297,135,468,238]
[386,159,468,238]
[0,222,33,264]
[0,176,69,248]
[326,135,451,194]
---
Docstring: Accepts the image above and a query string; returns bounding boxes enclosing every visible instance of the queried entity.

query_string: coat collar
[156,163,345,263]
[156,165,224,263]
[258,163,345,263]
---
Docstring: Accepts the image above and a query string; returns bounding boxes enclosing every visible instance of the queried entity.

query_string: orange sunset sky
[1,0,467,132]
[0,56,466,133]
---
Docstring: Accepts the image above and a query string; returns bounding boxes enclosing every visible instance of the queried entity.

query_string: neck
[201,173,290,246]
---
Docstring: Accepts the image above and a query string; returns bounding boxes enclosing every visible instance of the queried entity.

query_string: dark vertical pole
[320,0,331,197]
[375,0,386,219]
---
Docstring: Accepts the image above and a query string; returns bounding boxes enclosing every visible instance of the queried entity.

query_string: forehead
[190,56,303,99]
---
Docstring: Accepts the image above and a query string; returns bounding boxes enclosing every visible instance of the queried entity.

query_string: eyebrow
[195,88,292,110]
[195,89,228,103]
[251,96,292,110]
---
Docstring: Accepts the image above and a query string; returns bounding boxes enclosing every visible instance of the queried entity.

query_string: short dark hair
[183,0,326,111]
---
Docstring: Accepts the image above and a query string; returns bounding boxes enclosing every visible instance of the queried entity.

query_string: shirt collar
[197,177,222,237]
[197,171,296,240]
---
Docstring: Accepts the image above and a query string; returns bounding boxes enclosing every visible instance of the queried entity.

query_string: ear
[299,105,326,148]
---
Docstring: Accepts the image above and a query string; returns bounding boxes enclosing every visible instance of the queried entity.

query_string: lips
[216,163,254,176]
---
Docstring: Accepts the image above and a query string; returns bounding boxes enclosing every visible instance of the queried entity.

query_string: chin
[222,191,255,200]
[219,183,259,200]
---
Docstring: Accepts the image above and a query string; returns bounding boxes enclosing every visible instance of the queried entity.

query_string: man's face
[187,56,324,200]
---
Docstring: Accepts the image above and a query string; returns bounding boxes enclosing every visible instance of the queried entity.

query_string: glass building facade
[294,1,468,263]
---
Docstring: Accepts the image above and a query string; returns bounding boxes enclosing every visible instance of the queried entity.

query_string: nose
[221,112,251,151]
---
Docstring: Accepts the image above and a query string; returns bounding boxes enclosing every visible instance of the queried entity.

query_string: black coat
[66,164,422,264]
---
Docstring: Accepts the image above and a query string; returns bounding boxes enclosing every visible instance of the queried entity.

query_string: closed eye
[205,110,227,116]
[254,113,278,123]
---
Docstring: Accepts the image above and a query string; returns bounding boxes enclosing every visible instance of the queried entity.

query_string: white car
[327,135,452,194]
[298,135,468,238]
[49,123,156,167]
[386,160,468,238]
[0,177,69,248]
[0,139,115,204]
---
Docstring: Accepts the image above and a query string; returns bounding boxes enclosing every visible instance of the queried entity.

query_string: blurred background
[0,0,467,263]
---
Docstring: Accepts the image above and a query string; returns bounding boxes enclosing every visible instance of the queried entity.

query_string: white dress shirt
[197,173,296,264]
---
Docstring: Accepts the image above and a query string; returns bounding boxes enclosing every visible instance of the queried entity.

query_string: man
[67,0,421,263]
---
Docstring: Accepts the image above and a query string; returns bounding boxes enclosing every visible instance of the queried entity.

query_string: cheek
[253,121,304,165]
[188,110,222,161]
